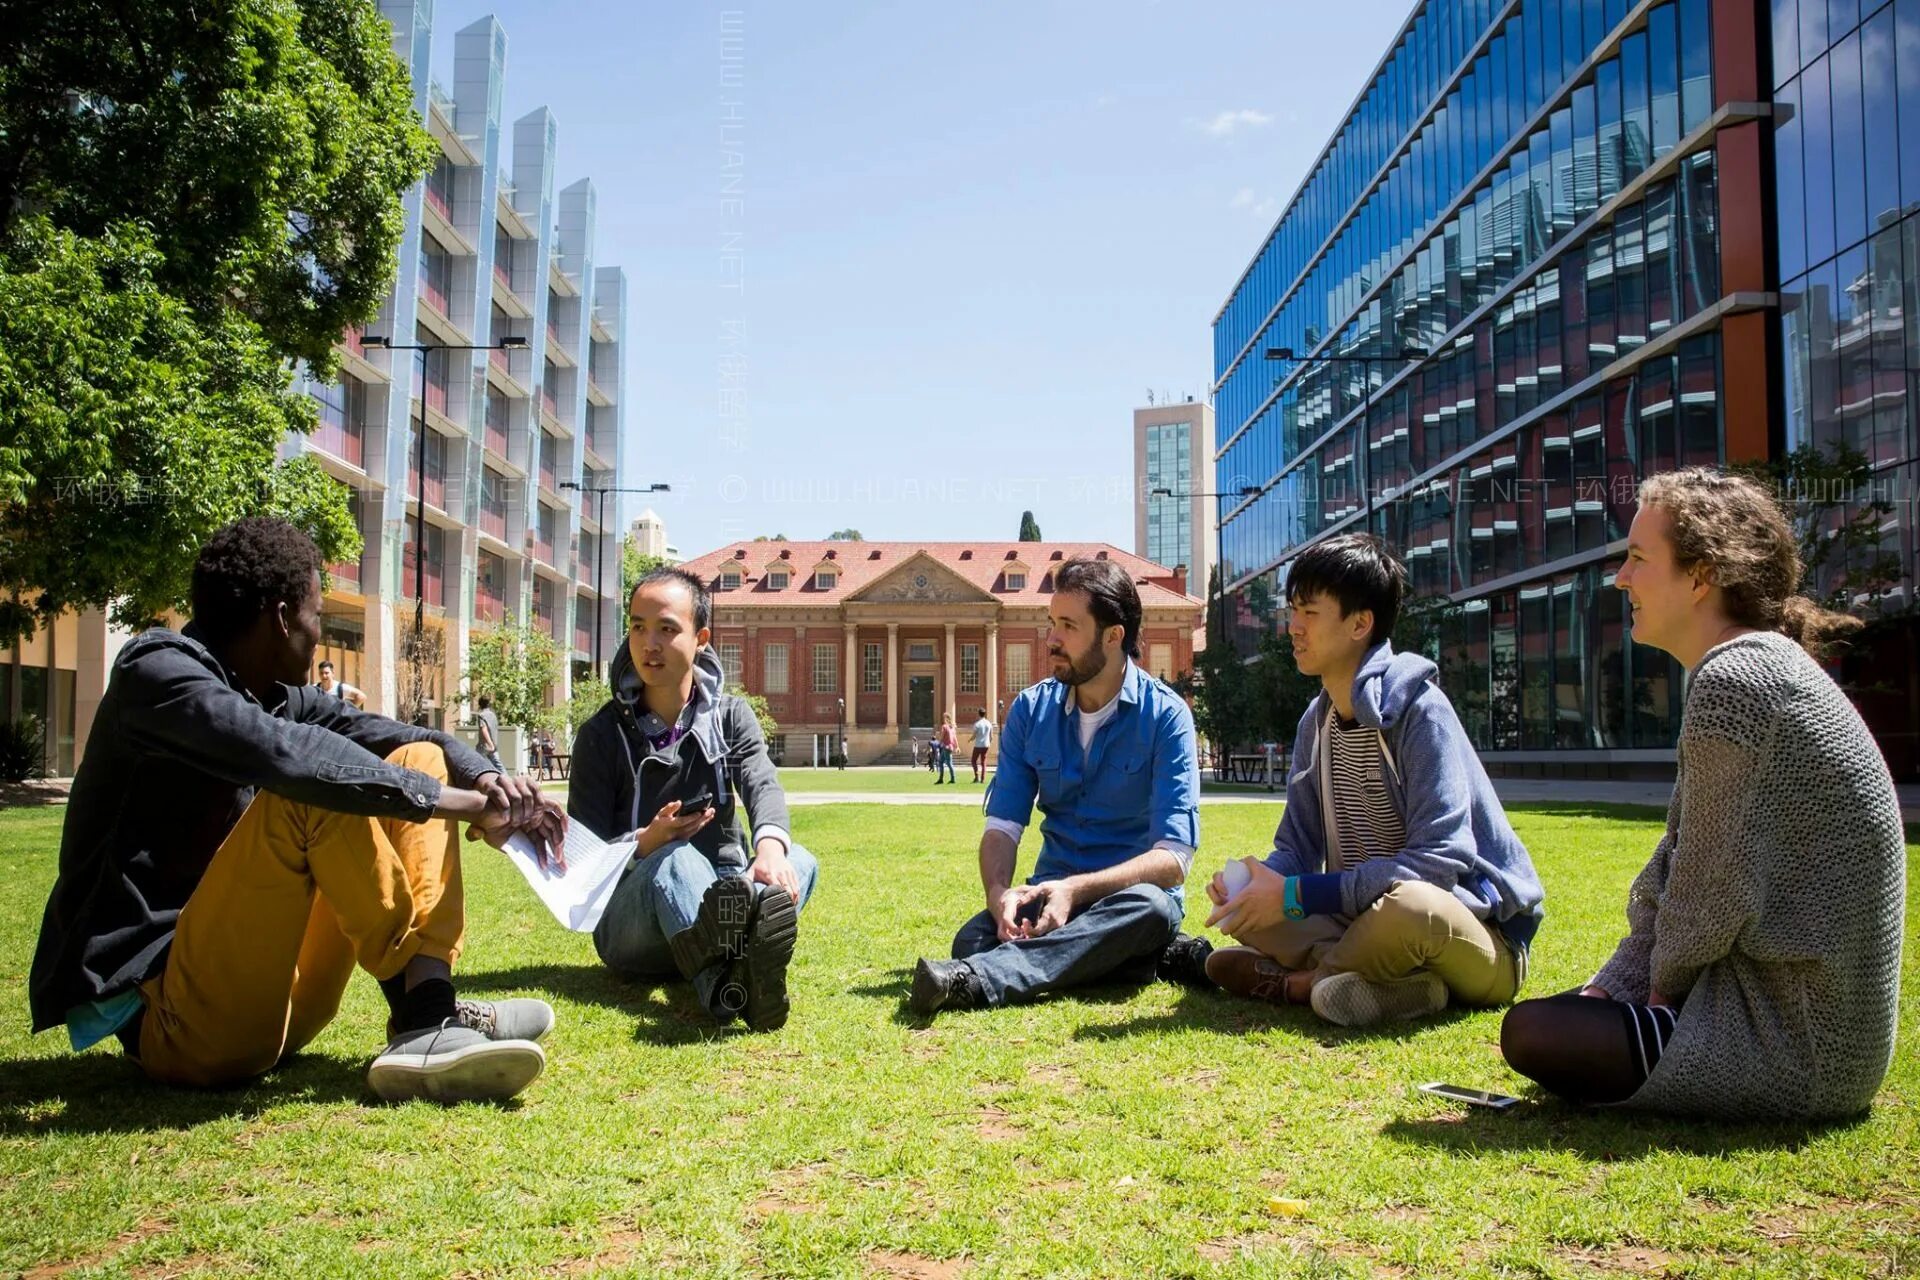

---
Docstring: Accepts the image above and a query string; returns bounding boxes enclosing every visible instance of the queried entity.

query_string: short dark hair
[631,565,712,631]
[1053,558,1143,658]
[317,660,334,672]
[1285,533,1407,646]
[190,516,323,647]
[477,694,492,710]
[977,707,988,718]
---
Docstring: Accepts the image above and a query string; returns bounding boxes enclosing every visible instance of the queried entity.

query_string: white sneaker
[367,1021,545,1103]
[1309,971,1448,1027]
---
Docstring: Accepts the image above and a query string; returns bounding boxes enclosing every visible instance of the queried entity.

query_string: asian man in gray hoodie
[569,567,817,1032]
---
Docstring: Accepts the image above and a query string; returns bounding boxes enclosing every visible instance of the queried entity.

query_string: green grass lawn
[1,801,1916,1279]
[773,769,1278,798]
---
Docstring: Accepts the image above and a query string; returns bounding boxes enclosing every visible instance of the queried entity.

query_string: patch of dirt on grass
[750,1160,833,1217]
[1381,1204,1434,1225]
[975,1105,1021,1141]
[545,1223,649,1276]
[127,1254,232,1279]
[864,1249,970,1278]
[1552,1243,1683,1274]
[1195,1232,1285,1263]
[23,1217,170,1279]
[1024,1062,1082,1095]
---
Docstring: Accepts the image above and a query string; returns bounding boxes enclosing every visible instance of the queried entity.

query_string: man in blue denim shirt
[909,559,1205,1014]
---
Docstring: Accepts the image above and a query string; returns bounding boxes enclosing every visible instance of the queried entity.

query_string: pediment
[847,553,996,604]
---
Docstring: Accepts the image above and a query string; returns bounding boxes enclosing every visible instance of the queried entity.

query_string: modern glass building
[1213,0,1920,777]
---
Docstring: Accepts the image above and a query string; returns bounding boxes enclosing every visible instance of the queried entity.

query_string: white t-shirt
[971,717,993,748]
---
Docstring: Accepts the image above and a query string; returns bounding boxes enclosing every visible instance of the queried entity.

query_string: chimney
[1172,563,1188,597]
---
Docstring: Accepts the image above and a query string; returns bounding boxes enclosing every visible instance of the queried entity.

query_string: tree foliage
[0,0,434,644]
[619,538,666,616]
[1018,511,1042,542]
[463,621,563,736]
[1733,443,1907,617]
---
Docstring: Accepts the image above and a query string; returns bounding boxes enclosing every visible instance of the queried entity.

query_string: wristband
[1282,875,1306,921]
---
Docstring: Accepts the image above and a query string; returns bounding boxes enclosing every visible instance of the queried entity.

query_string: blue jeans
[949,884,1181,1005]
[594,841,819,1007]
[936,746,956,782]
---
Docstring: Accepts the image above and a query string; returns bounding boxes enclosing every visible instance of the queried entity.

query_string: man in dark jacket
[570,566,816,1032]
[29,518,566,1103]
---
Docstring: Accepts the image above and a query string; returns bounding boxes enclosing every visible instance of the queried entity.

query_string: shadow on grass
[1381,1098,1861,1159]
[456,962,739,1046]
[1067,985,1479,1043]
[1502,801,1670,823]
[0,1050,369,1137]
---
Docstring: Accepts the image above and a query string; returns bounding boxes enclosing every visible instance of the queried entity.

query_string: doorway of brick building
[908,675,934,731]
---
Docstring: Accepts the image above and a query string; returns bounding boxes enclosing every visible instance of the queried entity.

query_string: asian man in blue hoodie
[1202,534,1544,1028]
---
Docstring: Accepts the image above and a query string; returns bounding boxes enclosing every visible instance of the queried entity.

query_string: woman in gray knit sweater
[1502,469,1906,1119]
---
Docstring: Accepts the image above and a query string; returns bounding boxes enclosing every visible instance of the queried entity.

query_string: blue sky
[430,0,1413,556]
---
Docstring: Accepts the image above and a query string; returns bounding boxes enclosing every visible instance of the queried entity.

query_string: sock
[393,977,459,1033]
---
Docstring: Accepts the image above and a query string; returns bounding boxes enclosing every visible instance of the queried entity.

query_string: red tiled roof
[680,541,1201,610]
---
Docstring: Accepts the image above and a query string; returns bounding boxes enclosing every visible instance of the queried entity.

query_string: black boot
[667,875,755,980]
[909,957,987,1015]
[1156,933,1217,989]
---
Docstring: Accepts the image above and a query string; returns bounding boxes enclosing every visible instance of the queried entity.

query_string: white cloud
[1229,188,1279,218]
[1201,108,1274,137]
[1229,188,1256,209]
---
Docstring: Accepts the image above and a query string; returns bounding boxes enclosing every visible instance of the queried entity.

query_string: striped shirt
[1325,710,1407,871]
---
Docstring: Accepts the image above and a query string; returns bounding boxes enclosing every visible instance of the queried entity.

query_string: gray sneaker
[385,998,555,1044]
[1309,971,1448,1028]
[367,1021,545,1103]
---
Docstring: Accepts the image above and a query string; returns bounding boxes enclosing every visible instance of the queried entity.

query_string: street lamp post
[836,697,846,771]
[559,481,671,677]
[360,332,527,723]
[1151,483,1261,650]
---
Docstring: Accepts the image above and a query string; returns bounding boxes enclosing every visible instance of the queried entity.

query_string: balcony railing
[423,377,449,417]
[406,464,447,513]
[574,614,593,654]
[484,415,508,458]
[539,387,558,420]
[401,550,445,608]
[475,590,505,624]
[425,181,453,222]
[340,326,370,360]
[489,345,511,375]
[419,274,449,317]
[327,556,362,591]
[538,452,557,494]
[493,260,512,290]
[533,533,555,567]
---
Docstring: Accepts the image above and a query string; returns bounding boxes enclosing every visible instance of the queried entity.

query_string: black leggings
[1501,991,1679,1104]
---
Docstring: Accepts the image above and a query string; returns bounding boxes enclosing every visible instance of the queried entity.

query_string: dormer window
[813,570,838,590]
[766,569,790,590]
[718,569,742,591]
[1004,571,1027,591]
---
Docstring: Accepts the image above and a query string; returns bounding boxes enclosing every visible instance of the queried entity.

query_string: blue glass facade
[1213,0,1757,766]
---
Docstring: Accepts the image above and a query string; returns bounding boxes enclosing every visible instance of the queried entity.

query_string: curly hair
[189,516,323,646]
[1637,468,1862,659]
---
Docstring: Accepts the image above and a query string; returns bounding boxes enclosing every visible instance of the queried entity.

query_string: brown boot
[1204,946,1309,1005]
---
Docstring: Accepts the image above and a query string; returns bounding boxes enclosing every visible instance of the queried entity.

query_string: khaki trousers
[132,743,464,1086]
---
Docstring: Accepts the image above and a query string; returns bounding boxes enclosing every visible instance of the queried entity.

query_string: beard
[1051,642,1108,687]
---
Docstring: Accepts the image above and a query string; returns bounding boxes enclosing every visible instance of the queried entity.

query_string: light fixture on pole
[1152,483,1261,649]
[360,331,528,724]
[559,480,671,677]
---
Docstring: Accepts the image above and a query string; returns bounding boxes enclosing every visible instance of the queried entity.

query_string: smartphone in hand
[678,787,715,812]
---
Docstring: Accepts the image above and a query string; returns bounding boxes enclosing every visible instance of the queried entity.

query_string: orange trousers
[132,742,465,1086]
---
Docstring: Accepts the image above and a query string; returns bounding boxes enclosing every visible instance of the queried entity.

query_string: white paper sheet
[502,823,638,932]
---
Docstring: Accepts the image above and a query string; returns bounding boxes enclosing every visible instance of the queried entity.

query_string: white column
[985,622,999,723]
[885,621,899,731]
[943,621,957,723]
[843,622,858,727]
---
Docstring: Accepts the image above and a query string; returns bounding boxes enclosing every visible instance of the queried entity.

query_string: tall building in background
[1133,400,1217,599]
[1213,0,1920,778]
[298,3,627,725]
[629,509,683,566]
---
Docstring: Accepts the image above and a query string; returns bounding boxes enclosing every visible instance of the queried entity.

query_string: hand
[468,788,568,873]
[995,881,1073,940]
[475,771,545,834]
[1579,984,1612,1000]
[748,842,801,901]
[634,798,715,857]
[1648,989,1671,1009]
[1204,859,1289,938]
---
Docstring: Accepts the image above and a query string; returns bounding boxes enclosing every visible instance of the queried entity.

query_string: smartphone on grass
[1417,1082,1521,1110]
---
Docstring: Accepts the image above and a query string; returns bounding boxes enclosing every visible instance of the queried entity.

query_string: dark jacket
[28,624,495,1033]
[568,643,790,868]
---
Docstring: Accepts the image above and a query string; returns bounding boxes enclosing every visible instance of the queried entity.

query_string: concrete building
[1133,400,1217,596]
[269,5,627,730]
[1,3,628,771]
[629,509,683,566]
[673,541,1203,766]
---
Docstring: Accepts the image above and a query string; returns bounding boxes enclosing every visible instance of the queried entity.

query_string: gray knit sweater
[1591,631,1907,1119]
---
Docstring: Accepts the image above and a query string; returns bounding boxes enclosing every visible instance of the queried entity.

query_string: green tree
[1018,511,1042,541]
[463,621,562,736]
[728,685,779,746]
[0,0,434,645]
[619,538,666,615]
[826,528,863,541]
[565,675,612,737]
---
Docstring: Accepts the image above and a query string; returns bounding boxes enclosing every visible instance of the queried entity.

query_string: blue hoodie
[1261,641,1544,949]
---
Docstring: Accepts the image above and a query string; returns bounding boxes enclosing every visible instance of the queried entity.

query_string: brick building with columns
[674,541,1204,766]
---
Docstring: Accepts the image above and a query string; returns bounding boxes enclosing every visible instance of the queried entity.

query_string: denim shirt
[985,661,1200,892]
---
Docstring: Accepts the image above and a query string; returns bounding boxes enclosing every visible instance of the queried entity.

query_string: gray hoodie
[567,643,791,868]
